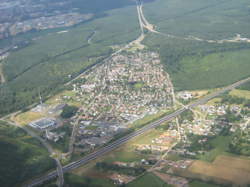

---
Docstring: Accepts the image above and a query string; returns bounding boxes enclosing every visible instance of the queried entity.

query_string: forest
[0,121,55,187]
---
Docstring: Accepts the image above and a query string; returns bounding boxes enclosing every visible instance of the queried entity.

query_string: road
[25,76,250,187]
[2,119,65,187]
[67,117,81,157]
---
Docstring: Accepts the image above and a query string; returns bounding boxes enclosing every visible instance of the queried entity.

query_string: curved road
[3,120,64,187]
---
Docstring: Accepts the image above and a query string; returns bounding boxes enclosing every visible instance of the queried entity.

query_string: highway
[25,76,250,187]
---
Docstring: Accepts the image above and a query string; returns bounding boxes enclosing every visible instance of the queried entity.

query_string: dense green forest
[143,0,250,39]
[0,121,55,187]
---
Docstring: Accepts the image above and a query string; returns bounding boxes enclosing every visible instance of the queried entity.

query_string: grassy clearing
[189,180,219,187]
[197,135,233,162]
[130,129,164,145]
[45,90,81,107]
[185,156,250,186]
[213,155,250,172]
[129,109,174,129]
[206,97,222,105]
[126,172,171,187]
[13,111,45,126]
[104,144,145,163]
[64,173,115,187]
[229,89,250,100]
[85,125,98,130]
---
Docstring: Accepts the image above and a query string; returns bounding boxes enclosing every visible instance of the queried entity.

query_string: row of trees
[229,130,250,156]
[96,162,146,176]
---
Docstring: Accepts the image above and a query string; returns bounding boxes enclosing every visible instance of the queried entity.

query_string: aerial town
[65,51,174,152]
[20,51,174,153]
[71,51,173,123]
[0,12,93,39]
[0,0,94,39]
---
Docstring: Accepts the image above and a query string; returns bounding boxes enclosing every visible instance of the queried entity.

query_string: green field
[104,147,144,163]
[126,173,171,187]
[189,180,220,187]
[197,136,233,162]
[42,173,116,187]
[64,173,115,187]
[0,121,55,187]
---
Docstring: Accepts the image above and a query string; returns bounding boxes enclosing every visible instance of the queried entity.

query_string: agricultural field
[42,173,116,187]
[64,173,115,187]
[126,172,171,187]
[189,180,219,187]
[196,135,233,162]
[229,89,250,100]
[176,155,250,186]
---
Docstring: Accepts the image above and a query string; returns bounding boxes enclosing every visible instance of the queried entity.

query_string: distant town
[0,0,94,39]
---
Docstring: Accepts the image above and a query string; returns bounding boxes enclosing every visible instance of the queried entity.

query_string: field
[197,135,233,162]
[64,173,115,187]
[189,180,219,187]
[41,173,116,187]
[45,90,82,107]
[128,109,174,129]
[229,89,250,100]
[0,121,55,187]
[13,111,45,126]
[180,155,250,186]
[102,129,164,164]
[126,172,171,187]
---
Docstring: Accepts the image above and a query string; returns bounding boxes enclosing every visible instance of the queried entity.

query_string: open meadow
[174,155,250,186]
